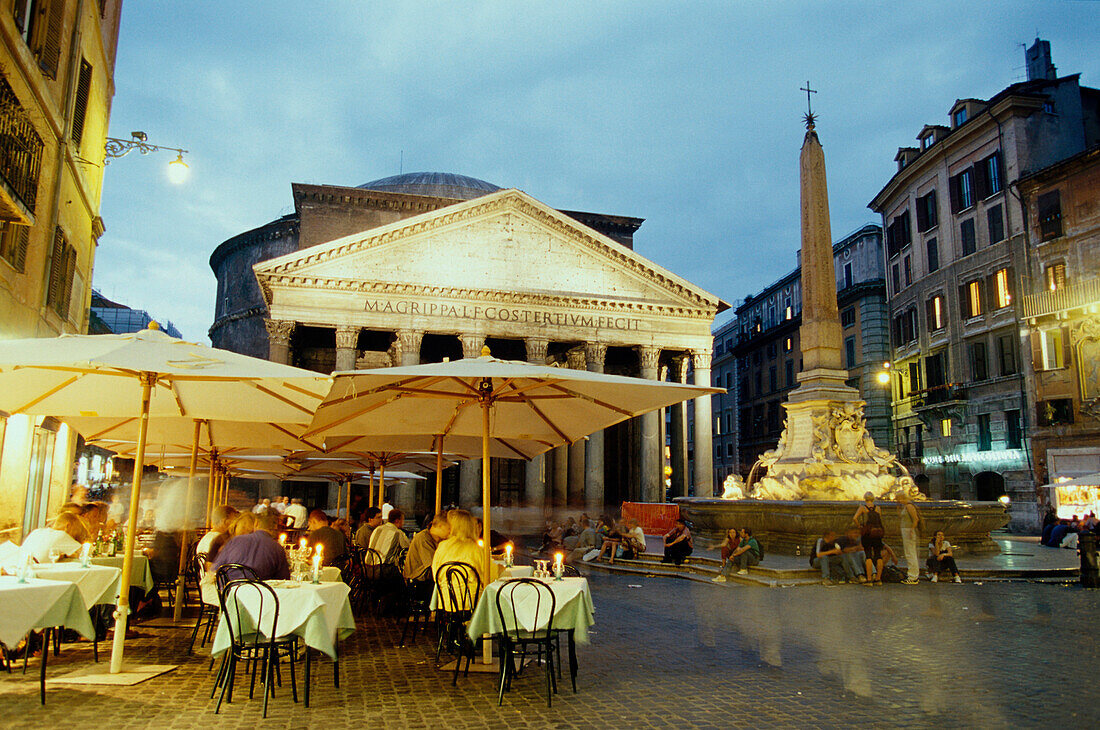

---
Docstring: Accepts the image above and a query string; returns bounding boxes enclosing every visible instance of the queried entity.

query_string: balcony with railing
[0,74,44,225]
[1022,278,1100,319]
[911,383,968,411]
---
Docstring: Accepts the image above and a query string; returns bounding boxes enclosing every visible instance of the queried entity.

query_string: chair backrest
[222,578,280,651]
[214,563,259,605]
[360,547,383,579]
[435,561,482,615]
[494,578,556,641]
[561,563,582,578]
[194,551,210,581]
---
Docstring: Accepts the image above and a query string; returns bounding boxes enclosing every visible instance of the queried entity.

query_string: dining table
[0,575,98,704]
[88,554,155,593]
[210,578,355,707]
[30,562,123,609]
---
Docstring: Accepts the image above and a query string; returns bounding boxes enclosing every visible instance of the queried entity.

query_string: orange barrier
[621,502,680,536]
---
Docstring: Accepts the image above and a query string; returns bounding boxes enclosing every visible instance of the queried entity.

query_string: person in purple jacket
[211,513,290,580]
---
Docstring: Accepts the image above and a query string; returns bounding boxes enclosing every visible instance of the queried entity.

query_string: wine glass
[48,547,61,563]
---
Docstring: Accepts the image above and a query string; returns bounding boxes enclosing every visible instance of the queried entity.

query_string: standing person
[853,492,886,586]
[661,517,693,566]
[896,492,923,585]
[926,530,962,583]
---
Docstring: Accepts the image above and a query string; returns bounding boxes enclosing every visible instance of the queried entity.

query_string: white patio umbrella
[0,324,330,673]
[304,347,721,568]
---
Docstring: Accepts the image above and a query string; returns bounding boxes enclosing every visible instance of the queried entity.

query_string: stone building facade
[868,40,1100,530]
[1016,145,1100,513]
[210,173,726,514]
[0,0,122,538]
[732,224,890,478]
[711,317,739,488]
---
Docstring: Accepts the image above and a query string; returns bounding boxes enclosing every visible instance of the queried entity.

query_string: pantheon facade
[209,172,727,514]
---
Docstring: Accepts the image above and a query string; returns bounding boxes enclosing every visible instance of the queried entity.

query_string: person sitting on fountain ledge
[810,530,848,584]
[836,526,867,582]
[728,527,762,575]
[926,530,962,583]
[661,517,694,566]
[853,492,886,586]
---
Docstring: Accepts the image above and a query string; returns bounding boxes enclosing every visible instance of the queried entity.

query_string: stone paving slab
[2,572,1098,728]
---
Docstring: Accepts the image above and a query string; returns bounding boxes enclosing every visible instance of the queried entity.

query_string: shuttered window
[71,58,92,148]
[950,168,974,212]
[987,204,1005,244]
[960,218,976,256]
[45,227,76,318]
[926,237,939,272]
[916,190,938,232]
[926,294,945,331]
[959,279,984,319]
[39,1,65,79]
[990,268,1013,309]
[0,222,30,272]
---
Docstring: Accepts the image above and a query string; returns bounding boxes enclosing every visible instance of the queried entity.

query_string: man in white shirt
[273,496,288,515]
[368,509,410,565]
[284,498,309,529]
[381,501,394,521]
[197,505,238,558]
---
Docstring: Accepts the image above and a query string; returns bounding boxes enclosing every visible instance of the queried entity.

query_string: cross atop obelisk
[800,81,817,130]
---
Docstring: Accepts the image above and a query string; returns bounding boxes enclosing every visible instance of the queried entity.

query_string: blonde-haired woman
[431,509,486,611]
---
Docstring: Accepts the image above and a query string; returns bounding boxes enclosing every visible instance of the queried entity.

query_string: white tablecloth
[88,555,155,593]
[0,576,96,647]
[30,563,122,609]
[467,576,595,644]
[211,580,354,660]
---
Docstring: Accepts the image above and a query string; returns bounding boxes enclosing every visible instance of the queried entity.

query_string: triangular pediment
[254,189,724,312]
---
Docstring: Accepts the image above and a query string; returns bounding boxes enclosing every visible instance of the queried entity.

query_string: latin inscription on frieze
[363,298,642,331]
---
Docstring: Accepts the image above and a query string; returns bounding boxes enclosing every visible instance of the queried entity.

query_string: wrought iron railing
[1021,278,1100,319]
[912,383,967,408]
[0,73,44,217]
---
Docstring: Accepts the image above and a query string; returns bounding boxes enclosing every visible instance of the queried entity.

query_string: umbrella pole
[346,477,352,521]
[173,418,202,621]
[378,462,386,510]
[205,450,217,528]
[434,434,443,518]
[481,400,491,572]
[110,372,155,673]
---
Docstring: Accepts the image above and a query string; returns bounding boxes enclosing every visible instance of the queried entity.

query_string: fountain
[677,111,1007,554]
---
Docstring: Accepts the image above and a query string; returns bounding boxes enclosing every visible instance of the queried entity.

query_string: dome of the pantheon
[358,171,500,200]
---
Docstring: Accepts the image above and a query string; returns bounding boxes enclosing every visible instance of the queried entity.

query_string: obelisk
[750,106,899,500]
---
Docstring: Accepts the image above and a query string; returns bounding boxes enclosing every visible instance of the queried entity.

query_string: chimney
[1026,38,1057,82]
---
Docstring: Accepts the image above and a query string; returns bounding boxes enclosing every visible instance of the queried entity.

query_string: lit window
[784,337,793,352]
[994,269,1011,308]
[941,418,951,438]
[1040,329,1064,370]
[784,305,793,320]
[967,281,983,318]
[929,295,944,331]
[1045,262,1066,292]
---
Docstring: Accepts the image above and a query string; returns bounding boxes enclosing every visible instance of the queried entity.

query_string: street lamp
[104,131,190,184]
[876,361,891,385]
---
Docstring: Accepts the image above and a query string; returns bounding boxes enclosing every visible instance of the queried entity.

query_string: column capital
[584,342,607,367]
[263,319,295,346]
[334,325,361,350]
[691,350,712,370]
[635,345,662,372]
[392,330,424,365]
[460,333,485,359]
[670,353,690,382]
[525,337,549,364]
[566,346,587,370]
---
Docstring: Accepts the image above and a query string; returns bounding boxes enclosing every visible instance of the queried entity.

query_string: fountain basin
[674,498,1009,555]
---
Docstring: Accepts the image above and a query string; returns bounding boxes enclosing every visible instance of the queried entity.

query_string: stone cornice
[255,189,727,313]
[260,274,717,321]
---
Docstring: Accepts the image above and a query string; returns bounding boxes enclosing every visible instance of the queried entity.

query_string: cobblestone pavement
[1,573,1097,728]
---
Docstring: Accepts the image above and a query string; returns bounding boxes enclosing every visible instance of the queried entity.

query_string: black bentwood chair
[213,578,299,718]
[434,561,482,686]
[494,578,558,707]
[187,552,219,654]
[398,570,434,647]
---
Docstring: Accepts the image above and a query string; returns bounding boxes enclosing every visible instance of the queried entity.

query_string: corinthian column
[460,333,485,360]
[264,319,295,364]
[524,337,550,513]
[334,325,361,371]
[692,349,714,497]
[669,354,689,499]
[393,330,423,367]
[584,342,607,513]
[636,346,662,502]
[459,332,486,507]
[566,347,586,507]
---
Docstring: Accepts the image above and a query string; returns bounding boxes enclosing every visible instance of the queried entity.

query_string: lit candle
[478,539,484,548]
[299,537,308,551]
[504,543,513,566]
[80,542,92,566]
[553,552,564,580]
[312,553,321,583]
[278,533,286,546]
